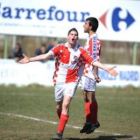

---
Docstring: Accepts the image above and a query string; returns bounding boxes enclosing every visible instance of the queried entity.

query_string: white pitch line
[0,112,139,139]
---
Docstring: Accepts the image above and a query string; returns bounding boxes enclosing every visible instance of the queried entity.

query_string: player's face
[83,20,90,33]
[67,31,78,46]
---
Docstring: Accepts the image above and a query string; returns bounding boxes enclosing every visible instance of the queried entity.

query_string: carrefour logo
[0,3,90,22]
[99,7,135,31]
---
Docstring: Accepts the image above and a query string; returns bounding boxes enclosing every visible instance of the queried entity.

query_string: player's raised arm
[19,51,53,64]
[91,61,118,76]
[79,47,118,76]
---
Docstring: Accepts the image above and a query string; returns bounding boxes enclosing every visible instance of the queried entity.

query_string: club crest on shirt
[71,56,78,64]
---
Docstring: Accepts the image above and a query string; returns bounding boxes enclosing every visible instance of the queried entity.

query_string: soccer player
[19,28,118,140]
[79,17,103,134]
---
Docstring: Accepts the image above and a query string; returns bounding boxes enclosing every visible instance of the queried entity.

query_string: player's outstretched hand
[19,54,30,64]
[108,66,118,76]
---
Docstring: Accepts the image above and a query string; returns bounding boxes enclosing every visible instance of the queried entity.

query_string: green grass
[0,85,140,140]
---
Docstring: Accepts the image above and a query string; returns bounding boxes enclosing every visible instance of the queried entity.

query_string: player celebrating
[19,28,118,140]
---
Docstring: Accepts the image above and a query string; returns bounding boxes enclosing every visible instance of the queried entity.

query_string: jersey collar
[65,42,79,50]
[88,33,97,39]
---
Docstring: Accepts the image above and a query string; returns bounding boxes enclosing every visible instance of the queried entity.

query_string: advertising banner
[0,59,140,87]
[98,64,140,87]
[0,0,140,42]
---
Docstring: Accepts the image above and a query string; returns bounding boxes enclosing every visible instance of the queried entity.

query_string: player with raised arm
[19,28,118,140]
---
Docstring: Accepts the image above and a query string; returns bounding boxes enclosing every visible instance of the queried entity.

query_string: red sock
[57,114,69,133]
[85,102,91,123]
[56,110,61,119]
[90,101,98,124]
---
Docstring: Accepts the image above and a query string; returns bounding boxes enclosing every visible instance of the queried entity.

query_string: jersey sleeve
[97,40,101,62]
[51,45,62,57]
[89,38,101,62]
[79,47,95,64]
[98,41,101,62]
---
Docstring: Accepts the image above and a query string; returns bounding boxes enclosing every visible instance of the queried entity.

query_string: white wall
[0,59,140,87]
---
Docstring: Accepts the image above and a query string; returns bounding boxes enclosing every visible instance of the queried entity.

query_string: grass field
[0,85,140,140]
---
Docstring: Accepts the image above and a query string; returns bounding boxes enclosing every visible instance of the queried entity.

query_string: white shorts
[79,76,96,92]
[54,82,78,102]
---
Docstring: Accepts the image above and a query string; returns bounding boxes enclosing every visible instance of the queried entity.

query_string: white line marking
[0,112,139,139]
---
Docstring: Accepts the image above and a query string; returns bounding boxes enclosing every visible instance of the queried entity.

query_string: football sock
[91,101,98,124]
[57,114,69,133]
[85,102,91,123]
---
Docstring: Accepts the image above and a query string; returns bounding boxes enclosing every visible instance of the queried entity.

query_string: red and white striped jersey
[83,34,101,79]
[50,43,94,83]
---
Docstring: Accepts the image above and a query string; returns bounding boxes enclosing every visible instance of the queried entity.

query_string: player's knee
[56,107,61,112]
[87,92,95,101]
[83,93,88,102]
[56,104,62,111]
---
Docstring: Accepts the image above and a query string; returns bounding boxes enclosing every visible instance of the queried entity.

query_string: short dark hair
[68,28,78,36]
[86,17,99,32]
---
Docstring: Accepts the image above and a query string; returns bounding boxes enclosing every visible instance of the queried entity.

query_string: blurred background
[0,36,140,64]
